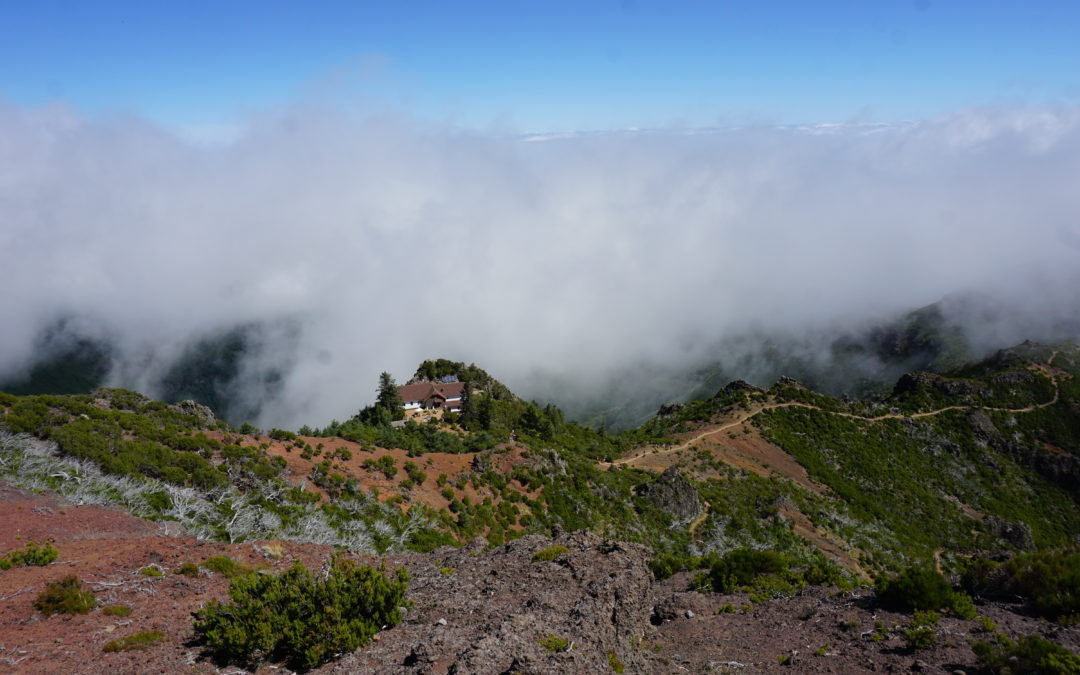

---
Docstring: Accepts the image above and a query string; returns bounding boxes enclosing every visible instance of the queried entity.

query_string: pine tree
[376,372,404,421]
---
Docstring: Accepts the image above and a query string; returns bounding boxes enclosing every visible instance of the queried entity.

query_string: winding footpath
[610,351,1065,469]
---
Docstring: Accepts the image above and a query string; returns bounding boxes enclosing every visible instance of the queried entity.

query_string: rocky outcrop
[969,412,1078,494]
[893,371,987,398]
[635,467,703,527]
[968,410,1002,445]
[169,399,217,426]
[775,375,805,389]
[1030,451,1080,494]
[893,371,937,396]
[984,515,1035,551]
[990,370,1036,385]
[332,530,658,674]
[723,379,762,393]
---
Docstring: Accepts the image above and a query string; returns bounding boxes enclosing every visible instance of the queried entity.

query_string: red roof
[397,381,465,403]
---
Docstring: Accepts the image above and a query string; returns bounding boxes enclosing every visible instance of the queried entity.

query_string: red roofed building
[397,381,465,412]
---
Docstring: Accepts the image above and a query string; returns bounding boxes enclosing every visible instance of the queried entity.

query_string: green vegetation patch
[972,634,1080,674]
[203,555,252,578]
[0,541,58,570]
[101,604,132,617]
[875,566,954,611]
[539,633,570,653]
[689,548,848,599]
[532,545,570,562]
[193,556,409,670]
[103,630,163,652]
[34,575,96,616]
[961,551,1080,623]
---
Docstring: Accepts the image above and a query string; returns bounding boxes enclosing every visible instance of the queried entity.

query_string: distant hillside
[5,294,1077,434]
[0,320,294,426]
[2,344,1077,570]
[552,295,1064,432]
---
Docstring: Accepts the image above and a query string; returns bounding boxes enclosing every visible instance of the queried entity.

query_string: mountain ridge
[1,339,1078,672]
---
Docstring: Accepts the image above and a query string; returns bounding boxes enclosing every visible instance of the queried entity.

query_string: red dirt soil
[0,480,343,675]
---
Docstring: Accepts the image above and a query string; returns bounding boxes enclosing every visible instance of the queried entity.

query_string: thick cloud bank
[2,103,1079,427]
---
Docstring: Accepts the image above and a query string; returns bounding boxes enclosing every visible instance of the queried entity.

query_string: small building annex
[397,380,465,412]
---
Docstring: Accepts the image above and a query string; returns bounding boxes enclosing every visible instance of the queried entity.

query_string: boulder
[636,467,703,527]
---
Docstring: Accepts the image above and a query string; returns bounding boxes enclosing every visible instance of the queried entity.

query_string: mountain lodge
[397,380,465,412]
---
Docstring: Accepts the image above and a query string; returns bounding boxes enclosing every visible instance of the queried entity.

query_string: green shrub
[705,548,788,594]
[903,625,936,650]
[972,634,1080,674]
[0,541,59,570]
[139,565,164,577]
[913,609,940,626]
[269,429,298,442]
[176,562,200,577]
[539,634,570,653]
[404,461,427,484]
[649,552,697,580]
[103,630,163,652]
[532,545,570,562]
[875,566,953,611]
[193,556,409,670]
[962,552,1080,623]
[949,591,978,620]
[102,604,132,617]
[1002,552,1080,622]
[607,650,625,673]
[901,610,940,650]
[203,556,251,578]
[960,557,1003,596]
[34,575,96,616]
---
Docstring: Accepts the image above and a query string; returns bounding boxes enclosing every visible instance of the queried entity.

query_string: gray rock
[985,515,1035,550]
[169,399,217,426]
[635,466,703,527]
[332,530,658,674]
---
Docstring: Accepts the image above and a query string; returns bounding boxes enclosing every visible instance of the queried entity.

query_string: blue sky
[1,0,1078,135]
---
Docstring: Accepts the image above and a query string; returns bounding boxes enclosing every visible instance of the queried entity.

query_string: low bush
[0,541,58,570]
[704,548,788,594]
[950,590,978,619]
[193,556,409,670]
[176,562,200,577]
[539,634,570,653]
[203,556,251,578]
[103,630,163,652]
[972,634,1080,674]
[649,551,697,580]
[902,625,936,650]
[34,575,96,616]
[102,604,132,617]
[962,551,1080,623]
[532,545,570,562]
[1002,552,1080,622]
[875,566,953,612]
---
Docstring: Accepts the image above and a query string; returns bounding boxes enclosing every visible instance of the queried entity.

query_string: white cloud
[1,102,1078,427]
